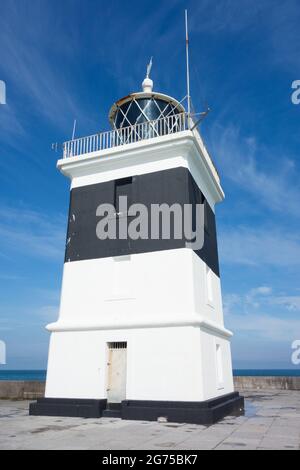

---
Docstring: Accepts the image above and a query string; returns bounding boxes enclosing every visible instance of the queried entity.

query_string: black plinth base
[121,392,244,425]
[102,403,122,418]
[29,398,107,418]
[29,392,244,424]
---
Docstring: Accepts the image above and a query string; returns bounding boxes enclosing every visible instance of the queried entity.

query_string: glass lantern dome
[108,66,186,141]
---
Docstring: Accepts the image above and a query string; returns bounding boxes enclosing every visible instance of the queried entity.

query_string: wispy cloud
[0,29,83,131]
[0,1,96,140]
[224,286,300,313]
[224,286,273,314]
[219,225,300,267]
[211,124,300,217]
[86,1,184,94]
[224,285,300,341]
[271,296,300,312]
[190,0,268,34]
[0,205,65,261]
[191,0,300,68]
[0,274,23,281]
[228,311,300,342]
[0,104,25,145]
[245,286,273,308]
[34,305,59,319]
[249,286,272,296]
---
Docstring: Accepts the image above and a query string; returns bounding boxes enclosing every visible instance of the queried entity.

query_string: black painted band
[65,167,220,276]
[29,393,244,424]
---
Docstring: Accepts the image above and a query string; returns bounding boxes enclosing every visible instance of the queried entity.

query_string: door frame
[106,342,127,403]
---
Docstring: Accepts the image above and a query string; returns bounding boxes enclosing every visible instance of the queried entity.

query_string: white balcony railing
[62,112,188,158]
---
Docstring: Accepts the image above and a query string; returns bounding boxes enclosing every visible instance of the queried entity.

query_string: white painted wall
[199,329,234,400]
[45,326,233,401]
[57,249,194,324]
[191,251,224,326]
[45,249,234,401]
[48,249,228,332]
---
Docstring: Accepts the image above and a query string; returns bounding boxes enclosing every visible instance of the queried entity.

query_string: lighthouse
[30,66,244,424]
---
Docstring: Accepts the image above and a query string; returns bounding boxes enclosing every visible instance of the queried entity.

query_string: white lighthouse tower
[30,66,243,424]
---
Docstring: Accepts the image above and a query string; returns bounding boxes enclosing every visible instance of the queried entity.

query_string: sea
[0,369,299,381]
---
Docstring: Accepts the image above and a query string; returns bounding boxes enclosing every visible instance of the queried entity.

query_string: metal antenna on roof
[184,11,210,132]
[185,10,191,128]
[71,119,77,140]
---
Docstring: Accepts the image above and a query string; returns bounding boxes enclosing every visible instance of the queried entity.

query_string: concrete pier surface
[0,391,299,450]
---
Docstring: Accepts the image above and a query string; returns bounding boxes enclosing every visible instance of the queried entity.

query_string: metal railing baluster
[62,113,187,158]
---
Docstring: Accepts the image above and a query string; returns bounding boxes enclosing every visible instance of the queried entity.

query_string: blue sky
[0,0,299,369]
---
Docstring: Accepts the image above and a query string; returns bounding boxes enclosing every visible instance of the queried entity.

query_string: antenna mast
[185,9,191,128]
[71,119,77,141]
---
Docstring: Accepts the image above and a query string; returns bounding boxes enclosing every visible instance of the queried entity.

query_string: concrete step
[102,403,122,418]
[102,409,121,418]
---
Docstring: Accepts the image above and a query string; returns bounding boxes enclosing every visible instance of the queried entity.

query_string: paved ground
[0,391,299,450]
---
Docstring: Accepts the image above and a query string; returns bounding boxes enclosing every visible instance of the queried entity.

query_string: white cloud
[223,293,241,315]
[0,205,65,261]
[0,274,22,281]
[210,124,300,217]
[0,104,26,147]
[36,305,59,319]
[227,311,300,342]
[0,5,95,136]
[0,326,12,332]
[224,286,300,341]
[250,286,272,296]
[271,296,300,312]
[224,286,273,313]
[191,0,300,68]
[219,225,300,267]
[245,286,273,308]
[191,0,268,34]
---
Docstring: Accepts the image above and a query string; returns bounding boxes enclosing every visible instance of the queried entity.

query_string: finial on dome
[142,57,153,92]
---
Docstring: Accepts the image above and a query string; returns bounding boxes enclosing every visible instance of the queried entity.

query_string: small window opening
[114,177,133,214]
[108,342,127,350]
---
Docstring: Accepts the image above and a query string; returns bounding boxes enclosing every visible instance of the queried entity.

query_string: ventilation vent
[108,342,127,350]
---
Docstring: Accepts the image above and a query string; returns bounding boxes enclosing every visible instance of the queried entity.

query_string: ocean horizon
[0,369,300,381]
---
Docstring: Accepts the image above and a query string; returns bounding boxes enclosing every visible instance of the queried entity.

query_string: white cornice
[57,131,224,204]
[46,314,233,338]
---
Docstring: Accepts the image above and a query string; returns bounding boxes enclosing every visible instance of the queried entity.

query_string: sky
[0,0,300,370]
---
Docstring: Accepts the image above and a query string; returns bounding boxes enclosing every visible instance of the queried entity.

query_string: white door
[107,342,127,403]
